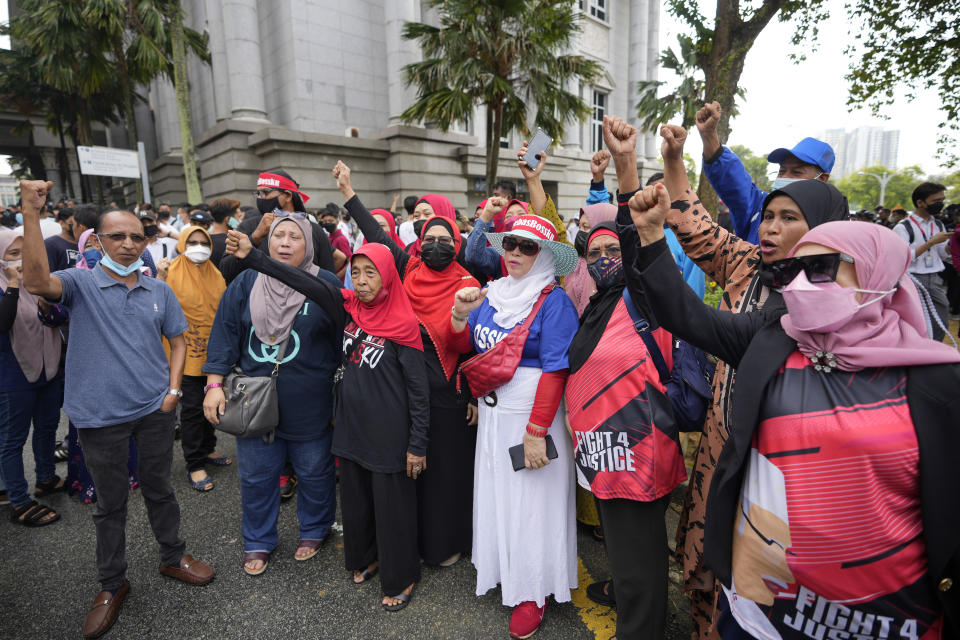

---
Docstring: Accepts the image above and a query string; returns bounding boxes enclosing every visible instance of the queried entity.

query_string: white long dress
[472,365,578,607]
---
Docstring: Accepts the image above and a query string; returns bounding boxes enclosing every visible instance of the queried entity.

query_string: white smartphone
[522,129,553,170]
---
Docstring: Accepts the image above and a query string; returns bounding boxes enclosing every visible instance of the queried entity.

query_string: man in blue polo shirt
[694,101,835,244]
[20,180,215,640]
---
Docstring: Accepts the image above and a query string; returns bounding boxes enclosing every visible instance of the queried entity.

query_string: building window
[579,0,607,22]
[591,90,607,153]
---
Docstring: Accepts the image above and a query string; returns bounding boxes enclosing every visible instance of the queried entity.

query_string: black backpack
[898,217,944,244]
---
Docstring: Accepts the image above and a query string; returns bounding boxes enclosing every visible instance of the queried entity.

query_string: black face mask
[421,241,456,270]
[926,201,945,216]
[574,230,589,257]
[321,222,338,234]
[257,196,280,215]
[412,219,427,238]
[144,225,159,238]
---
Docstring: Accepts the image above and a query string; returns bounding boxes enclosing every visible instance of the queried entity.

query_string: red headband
[257,172,310,204]
[588,228,618,244]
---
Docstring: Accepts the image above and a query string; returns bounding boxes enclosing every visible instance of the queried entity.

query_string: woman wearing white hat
[449,214,579,639]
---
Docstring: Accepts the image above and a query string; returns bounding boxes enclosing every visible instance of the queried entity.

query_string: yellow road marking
[571,557,617,640]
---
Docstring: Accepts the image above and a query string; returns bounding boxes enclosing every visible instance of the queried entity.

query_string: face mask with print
[587,255,623,289]
[184,245,212,264]
[781,270,895,333]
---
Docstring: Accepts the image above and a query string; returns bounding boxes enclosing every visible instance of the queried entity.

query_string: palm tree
[401,0,603,191]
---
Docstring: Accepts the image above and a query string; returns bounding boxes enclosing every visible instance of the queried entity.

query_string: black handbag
[215,336,291,443]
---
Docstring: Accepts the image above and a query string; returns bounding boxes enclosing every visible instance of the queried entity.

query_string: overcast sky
[659,0,950,176]
[0,0,951,177]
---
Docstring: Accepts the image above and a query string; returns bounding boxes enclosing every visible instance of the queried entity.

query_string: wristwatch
[167,388,183,398]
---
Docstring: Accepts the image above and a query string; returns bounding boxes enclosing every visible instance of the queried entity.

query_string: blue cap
[767,137,835,173]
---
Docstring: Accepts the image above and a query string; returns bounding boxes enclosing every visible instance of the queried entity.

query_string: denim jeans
[78,407,185,591]
[0,373,63,507]
[235,430,336,553]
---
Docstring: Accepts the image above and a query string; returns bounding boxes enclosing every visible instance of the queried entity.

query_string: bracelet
[203,382,223,393]
[526,423,548,438]
[451,305,468,322]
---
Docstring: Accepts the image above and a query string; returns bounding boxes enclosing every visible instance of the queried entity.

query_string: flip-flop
[205,454,232,467]
[382,584,416,612]
[242,552,271,576]
[353,565,379,583]
[188,473,214,492]
[294,538,326,562]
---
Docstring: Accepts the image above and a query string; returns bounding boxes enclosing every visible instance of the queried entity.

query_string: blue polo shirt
[54,265,189,428]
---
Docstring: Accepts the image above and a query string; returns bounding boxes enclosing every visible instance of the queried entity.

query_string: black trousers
[339,458,420,595]
[944,263,960,314]
[180,375,217,472]
[78,407,186,591]
[596,495,671,640]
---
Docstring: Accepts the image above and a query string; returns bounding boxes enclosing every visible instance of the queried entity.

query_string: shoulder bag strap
[622,288,670,385]
[517,285,557,332]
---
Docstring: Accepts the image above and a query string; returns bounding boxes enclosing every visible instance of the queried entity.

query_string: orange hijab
[166,226,226,376]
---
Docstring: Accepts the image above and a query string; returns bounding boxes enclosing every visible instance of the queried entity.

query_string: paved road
[1,418,696,640]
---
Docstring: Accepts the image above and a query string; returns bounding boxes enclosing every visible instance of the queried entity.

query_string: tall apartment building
[106,0,661,216]
[820,126,900,180]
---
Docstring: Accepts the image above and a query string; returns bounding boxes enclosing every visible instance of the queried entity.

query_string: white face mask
[1,259,22,268]
[184,245,212,264]
[772,173,823,191]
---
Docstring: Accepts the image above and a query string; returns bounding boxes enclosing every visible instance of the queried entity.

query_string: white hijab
[485,249,556,327]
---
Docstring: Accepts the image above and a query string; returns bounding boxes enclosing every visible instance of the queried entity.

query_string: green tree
[844,0,960,167]
[401,0,602,192]
[728,145,773,192]
[834,165,923,210]
[635,34,746,133]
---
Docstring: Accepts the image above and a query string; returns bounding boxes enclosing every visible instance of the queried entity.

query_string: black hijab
[757,180,849,287]
[568,222,625,373]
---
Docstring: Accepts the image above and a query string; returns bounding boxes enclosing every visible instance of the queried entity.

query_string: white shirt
[893,213,950,274]
[158,222,180,239]
[145,237,179,263]
[39,218,62,239]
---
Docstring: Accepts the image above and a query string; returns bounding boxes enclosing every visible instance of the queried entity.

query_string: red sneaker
[509,601,546,639]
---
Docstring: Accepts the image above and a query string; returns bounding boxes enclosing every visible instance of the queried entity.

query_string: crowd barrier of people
[2,102,959,640]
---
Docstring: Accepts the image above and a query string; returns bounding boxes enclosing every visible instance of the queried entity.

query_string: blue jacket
[702,147,765,245]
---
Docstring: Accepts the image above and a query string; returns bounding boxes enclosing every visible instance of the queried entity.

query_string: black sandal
[34,475,66,497]
[10,500,61,527]
[586,580,616,607]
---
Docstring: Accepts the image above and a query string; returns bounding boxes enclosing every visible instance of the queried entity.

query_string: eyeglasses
[184,239,211,247]
[586,247,622,263]
[253,189,281,198]
[422,236,455,247]
[768,252,855,288]
[501,236,541,256]
[99,232,146,244]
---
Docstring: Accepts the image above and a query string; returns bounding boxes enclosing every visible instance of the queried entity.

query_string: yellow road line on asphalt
[570,557,617,640]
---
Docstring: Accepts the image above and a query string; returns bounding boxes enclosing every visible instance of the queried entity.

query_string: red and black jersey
[565,297,686,502]
[726,351,942,640]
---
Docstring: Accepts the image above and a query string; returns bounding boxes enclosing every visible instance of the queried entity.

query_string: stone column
[204,0,231,121]
[629,0,652,159]
[384,0,420,123]
[562,80,583,151]
[644,0,660,159]
[222,0,269,121]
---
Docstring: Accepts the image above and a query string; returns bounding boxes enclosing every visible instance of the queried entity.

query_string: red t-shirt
[726,351,942,640]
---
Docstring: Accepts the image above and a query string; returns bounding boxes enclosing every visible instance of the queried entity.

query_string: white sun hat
[484,214,579,276]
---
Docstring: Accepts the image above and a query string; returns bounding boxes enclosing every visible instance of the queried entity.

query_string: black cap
[190,211,214,225]
[138,210,157,221]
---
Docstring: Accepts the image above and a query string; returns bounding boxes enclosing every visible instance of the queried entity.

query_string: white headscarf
[484,249,556,327]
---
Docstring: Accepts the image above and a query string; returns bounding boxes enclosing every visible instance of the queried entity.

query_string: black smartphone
[509,434,559,472]
[522,129,553,171]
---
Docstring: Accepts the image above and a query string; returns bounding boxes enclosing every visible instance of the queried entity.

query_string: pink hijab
[563,203,618,316]
[781,221,960,371]
[0,229,61,382]
[75,229,96,270]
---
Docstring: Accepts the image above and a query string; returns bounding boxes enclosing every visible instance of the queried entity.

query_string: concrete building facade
[140,0,663,218]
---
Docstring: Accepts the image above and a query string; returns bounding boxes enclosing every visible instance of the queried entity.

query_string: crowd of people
[2,100,959,640]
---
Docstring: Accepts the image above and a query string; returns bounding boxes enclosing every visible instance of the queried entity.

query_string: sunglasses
[99,232,147,244]
[272,209,308,219]
[768,252,855,288]
[501,236,541,256]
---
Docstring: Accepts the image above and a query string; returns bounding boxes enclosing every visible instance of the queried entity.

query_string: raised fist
[601,115,637,157]
[590,150,611,179]
[695,102,722,137]
[332,161,352,194]
[226,229,254,259]
[628,183,671,232]
[453,286,488,317]
[660,124,688,163]
[19,180,54,214]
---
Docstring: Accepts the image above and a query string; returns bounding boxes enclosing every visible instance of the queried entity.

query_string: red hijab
[363,209,406,248]
[492,199,529,232]
[403,217,480,379]
[342,243,423,351]
[407,194,456,258]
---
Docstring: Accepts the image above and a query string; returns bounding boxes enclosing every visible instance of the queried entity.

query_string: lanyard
[908,214,937,243]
